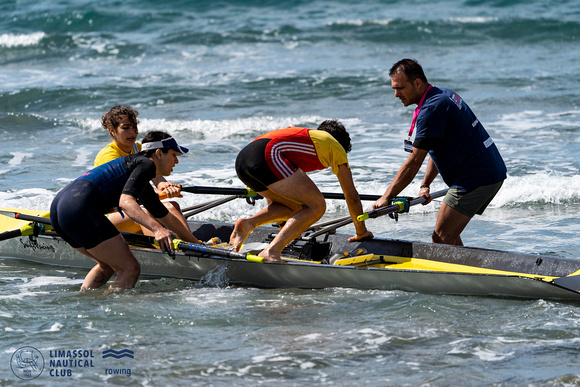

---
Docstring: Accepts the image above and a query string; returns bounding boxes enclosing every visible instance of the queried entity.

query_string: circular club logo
[10,346,45,380]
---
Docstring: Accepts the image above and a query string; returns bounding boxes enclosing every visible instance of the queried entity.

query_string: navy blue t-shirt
[413,86,507,190]
[77,154,168,218]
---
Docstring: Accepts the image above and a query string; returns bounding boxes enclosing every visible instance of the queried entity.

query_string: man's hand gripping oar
[357,189,449,222]
[306,189,448,238]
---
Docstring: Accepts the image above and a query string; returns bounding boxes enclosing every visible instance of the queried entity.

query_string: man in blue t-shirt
[373,58,507,246]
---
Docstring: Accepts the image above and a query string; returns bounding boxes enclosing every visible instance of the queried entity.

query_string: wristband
[420,185,430,189]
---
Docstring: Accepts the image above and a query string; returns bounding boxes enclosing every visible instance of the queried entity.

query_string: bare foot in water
[229,218,254,252]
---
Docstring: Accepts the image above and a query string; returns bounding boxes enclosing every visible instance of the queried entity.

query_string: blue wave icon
[102,349,134,359]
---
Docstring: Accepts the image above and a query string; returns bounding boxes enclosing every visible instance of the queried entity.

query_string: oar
[320,192,383,201]
[0,227,30,241]
[357,189,449,222]
[159,185,262,207]
[305,189,449,238]
[0,210,52,225]
[300,191,398,232]
[0,220,50,241]
[173,185,382,201]
[0,209,264,263]
[181,197,234,212]
[182,195,238,219]
[0,210,52,241]
[307,215,351,232]
[120,230,265,263]
[170,239,265,263]
[174,186,260,198]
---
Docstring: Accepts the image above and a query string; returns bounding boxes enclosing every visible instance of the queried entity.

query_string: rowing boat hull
[1,216,580,301]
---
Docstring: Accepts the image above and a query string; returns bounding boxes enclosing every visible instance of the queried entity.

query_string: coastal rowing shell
[1,208,580,301]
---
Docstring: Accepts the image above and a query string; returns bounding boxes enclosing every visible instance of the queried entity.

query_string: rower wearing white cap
[50,130,200,291]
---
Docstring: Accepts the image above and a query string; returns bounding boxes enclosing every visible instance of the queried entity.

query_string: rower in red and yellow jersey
[231,120,373,262]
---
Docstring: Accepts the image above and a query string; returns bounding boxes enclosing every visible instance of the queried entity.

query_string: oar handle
[0,229,23,241]
[0,210,52,225]
[158,192,183,200]
[177,185,260,198]
[158,185,258,200]
[319,192,382,201]
[167,186,381,201]
[357,189,449,221]
[172,239,265,263]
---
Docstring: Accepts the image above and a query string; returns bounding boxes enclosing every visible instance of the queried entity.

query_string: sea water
[1,0,579,385]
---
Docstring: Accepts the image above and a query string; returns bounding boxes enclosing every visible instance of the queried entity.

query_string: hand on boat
[154,228,177,253]
[348,230,373,242]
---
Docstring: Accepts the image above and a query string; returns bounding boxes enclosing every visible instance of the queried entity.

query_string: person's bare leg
[164,201,189,230]
[258,170,326,262]
[80,234,141,290]
[140,202,189,237]
[107,201,189,238]
[106,212,142,234]
[230,200,299,251]
[80,259,115,290]
[432,203,471,246]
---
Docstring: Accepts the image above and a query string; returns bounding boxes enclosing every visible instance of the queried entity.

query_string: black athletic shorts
[235,139,281,192]
[50,179,119,249]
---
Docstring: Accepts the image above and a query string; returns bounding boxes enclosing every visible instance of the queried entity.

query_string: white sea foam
[0,276,83,300]
[0,32,45,48]
[491,110,580,132]
[3,171,576,220]
[295,333,323,341]
[8,152,33,166]
[76,115,333,140]
[72,146,93,167]
[472,347,515,362]
[447,17,499,23]
[299,362,316,369]
[0,188,56,209]
[493,173,580,207]
[47,322,64,332]
[330,19,393,27]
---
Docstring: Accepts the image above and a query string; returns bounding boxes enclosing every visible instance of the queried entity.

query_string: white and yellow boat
[2,206,580,301]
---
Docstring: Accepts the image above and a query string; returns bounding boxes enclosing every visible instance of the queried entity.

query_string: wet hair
[389,58,428,84]
[317,119,351,153]
[140,130,172,157]
[101,105,139,136]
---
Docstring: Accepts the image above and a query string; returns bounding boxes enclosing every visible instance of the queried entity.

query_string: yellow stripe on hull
[334,254,558,282]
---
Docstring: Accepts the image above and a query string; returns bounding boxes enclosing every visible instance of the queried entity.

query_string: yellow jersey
[94,142,141,167]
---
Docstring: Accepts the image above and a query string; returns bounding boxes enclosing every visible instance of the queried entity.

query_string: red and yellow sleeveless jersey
[254,127,349,180]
